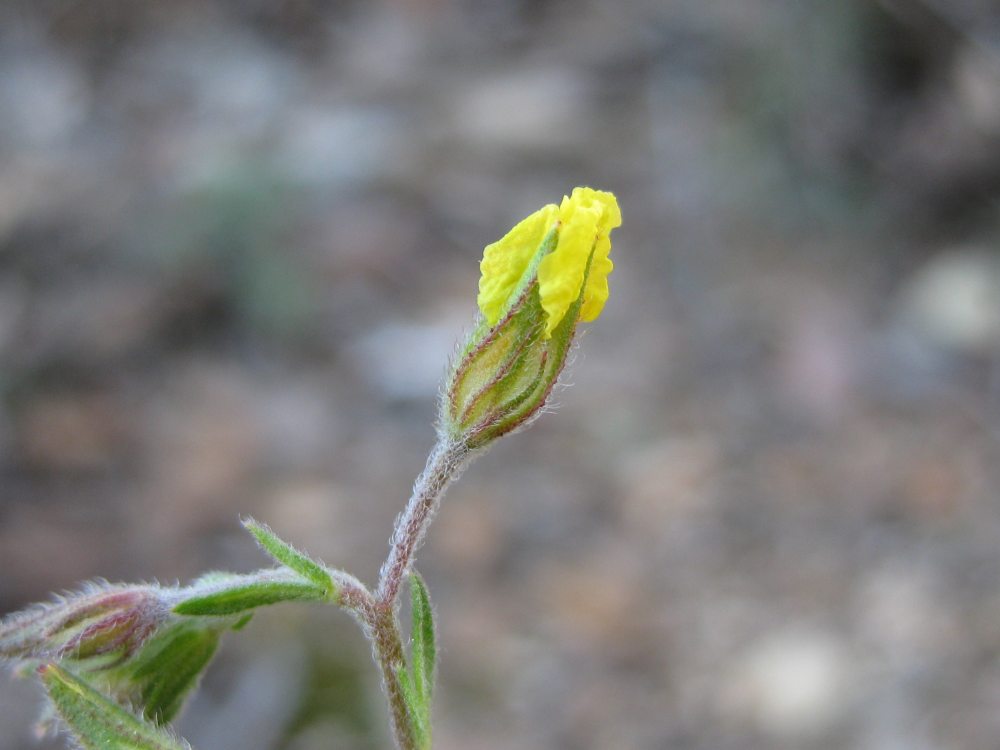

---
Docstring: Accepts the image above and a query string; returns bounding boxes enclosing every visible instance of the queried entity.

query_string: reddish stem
[376,440,468,607]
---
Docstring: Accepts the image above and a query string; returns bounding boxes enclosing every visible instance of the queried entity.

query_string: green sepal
[242,518,335,595]
[445,227,596,449]
[40,663,192,750]
[474,253,586,443]
[107,621,221,724]
[409,572,436,709]
[173,570,327,616]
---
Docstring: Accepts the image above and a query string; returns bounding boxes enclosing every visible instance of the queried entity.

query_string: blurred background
[1,1,999,748]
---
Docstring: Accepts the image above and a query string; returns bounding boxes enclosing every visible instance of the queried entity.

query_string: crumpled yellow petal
[477,204,558,325]
[580,232,613,322]
[538,187,621,335]
[579,188,620,322]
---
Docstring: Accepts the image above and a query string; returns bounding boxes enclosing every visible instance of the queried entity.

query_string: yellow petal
[578,189,620,322]
[580,234,612,321]
[538,187,620,335]
[538,203,598,336]
[477,204,558,325]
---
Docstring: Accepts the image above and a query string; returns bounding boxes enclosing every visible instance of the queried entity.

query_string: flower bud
[442,187,620,449]
[0,584,169,667]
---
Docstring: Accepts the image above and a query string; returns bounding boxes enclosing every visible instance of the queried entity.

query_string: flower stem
[377,439,468,607]
[357,437,469,750]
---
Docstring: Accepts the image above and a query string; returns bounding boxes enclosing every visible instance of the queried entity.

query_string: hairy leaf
[409,572,436,708]
[395,664,430,750]
[120,622,221,724]
[40,663,192,750]
[174,571,326,616]
[242,518,334,594]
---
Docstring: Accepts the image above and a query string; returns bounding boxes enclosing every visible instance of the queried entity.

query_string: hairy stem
[352,437,471,749]
[368,603,417,750]
[377,439,469,607]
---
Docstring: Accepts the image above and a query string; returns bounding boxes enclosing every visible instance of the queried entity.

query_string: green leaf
[395,664,430,750]
[40,663,192,750]
[393,572,437,750]
[117,622,221,724]
[173,571,327,616]
[231,614,254,631]
[409,572,436,708]
[242,518,335,594]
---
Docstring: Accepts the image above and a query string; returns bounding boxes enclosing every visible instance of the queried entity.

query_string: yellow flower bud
[477,187,620,337]
[444,187,620,448]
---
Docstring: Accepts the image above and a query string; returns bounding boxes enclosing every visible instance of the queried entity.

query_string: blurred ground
[1,1,999,749]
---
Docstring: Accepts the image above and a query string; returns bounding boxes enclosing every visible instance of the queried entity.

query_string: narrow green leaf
[40,663,191,750]
[242,518,334,594]
[409,572,436,707]
[395,664,430,750]
[121,622,220,724]
[174,574,326,616]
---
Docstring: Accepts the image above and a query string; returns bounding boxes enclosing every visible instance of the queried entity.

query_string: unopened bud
[442,187,621,449]
[0,584,168,667]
